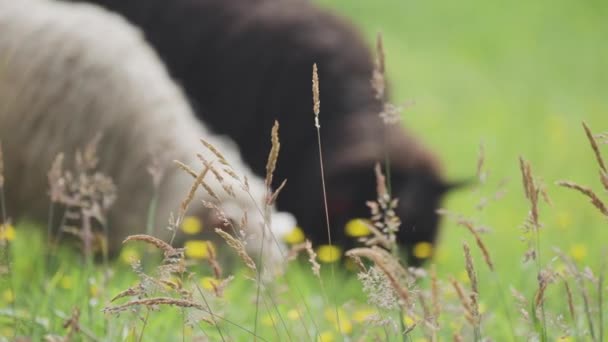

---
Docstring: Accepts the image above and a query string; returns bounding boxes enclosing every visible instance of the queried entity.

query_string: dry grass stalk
[519,157,540,227]
[312,63,320,125]
[450,277,471,312]
[556,181,608,216]
[110,285,144,303]
[214,228,257,272]
[206,241,223,280]
[265,120,280,189]
[462,242,478,294]
[583,121,607,173]
[0,142,4,189]
[173,160,198,178]
[268,179,287,206]
[123,234,179,258]
[456,218,494,271]
[104,297,207,314]
[476,142,486,184]
[61,307,81,341]
[179,163,212,219]
[200,139,229,167]
[346,247,410,306]
[564,280,576,321]
[601,170,608,192]
[431,264,440,322]
[305,240,321,278]
[371,32,386,100]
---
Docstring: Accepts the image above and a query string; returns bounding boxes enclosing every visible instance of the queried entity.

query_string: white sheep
[0,0,294,269]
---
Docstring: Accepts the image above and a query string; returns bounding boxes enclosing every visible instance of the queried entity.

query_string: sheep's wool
[0,0,294,270]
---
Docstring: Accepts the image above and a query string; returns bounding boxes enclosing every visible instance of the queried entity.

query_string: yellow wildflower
[569,243,587,262]
[283,226,305,244]
[413,242,433,259]
[184,240,215,259]
[317,331,335,342]
[200,277,218,291]
[261,314,276,327]
[352,308,376,323]
[324,307,352,334]
[119,247,141,265]
[403,315,417,327]
[316,245,342,263]
[60,275,73,290]
[2,289,14,303]
[287,309,300,321]
[344,218,370,237]
[181,216,203,235]
[0,224,15,241]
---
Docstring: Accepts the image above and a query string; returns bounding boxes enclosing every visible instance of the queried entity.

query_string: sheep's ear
[439,177,476,193]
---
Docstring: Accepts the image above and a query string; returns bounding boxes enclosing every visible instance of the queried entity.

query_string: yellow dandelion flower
[2,289,14,303]
[1,327,14,338]
[352,308,376,323]
[184,240,215,260]
[181,216,203,235]
[287,309,300,321]
[0,224,15,241]
[120,247,141,265]
[60,275,73,290]
[458,270,470,284]
[90,284,99,297]
[317,331,335,342]
[344,218,370,237]
[261,314,276,327]
[569,243,587,262]
[317,245,342,263]
[403,315,417,327]
[200,277,218,291]
[556,211,572,230]
[413,242,433,259]
[283,226,305,244]
[324,307,352,334]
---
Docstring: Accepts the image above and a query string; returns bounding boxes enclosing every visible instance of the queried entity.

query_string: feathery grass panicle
[179,163,212,220]
[200,139,230,167]
[123,234,179,258]
[265,121,280,189]
[371,32,386,100]
[556,181,608,217]
[312,63,320,123]
[583,121,607,173]
[563,280,575,321]
[347,247,411,306]
[431,264,440,321]
[462,242,478,295]
[214,228,257,272]
[173,160,198,178]
[459,219,494,271]
[305,240,321,278]
[104,297,207,314]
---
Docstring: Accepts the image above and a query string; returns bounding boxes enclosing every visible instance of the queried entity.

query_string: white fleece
[0,0,294,268]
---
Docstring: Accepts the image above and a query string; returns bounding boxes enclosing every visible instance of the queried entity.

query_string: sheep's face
[323,167,452,266]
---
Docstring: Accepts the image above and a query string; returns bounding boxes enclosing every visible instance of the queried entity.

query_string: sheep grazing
[69,0,456,264]
[0,0,295,268]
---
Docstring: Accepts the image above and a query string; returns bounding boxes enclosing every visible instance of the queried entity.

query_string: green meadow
[1,0,607,340]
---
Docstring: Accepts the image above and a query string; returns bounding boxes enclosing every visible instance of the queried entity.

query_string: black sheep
[70,0,456,264]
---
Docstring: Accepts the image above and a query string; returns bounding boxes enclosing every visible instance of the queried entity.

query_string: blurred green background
[317,0,608,271]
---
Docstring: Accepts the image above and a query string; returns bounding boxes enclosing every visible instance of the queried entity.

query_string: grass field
[1,0,607,340]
